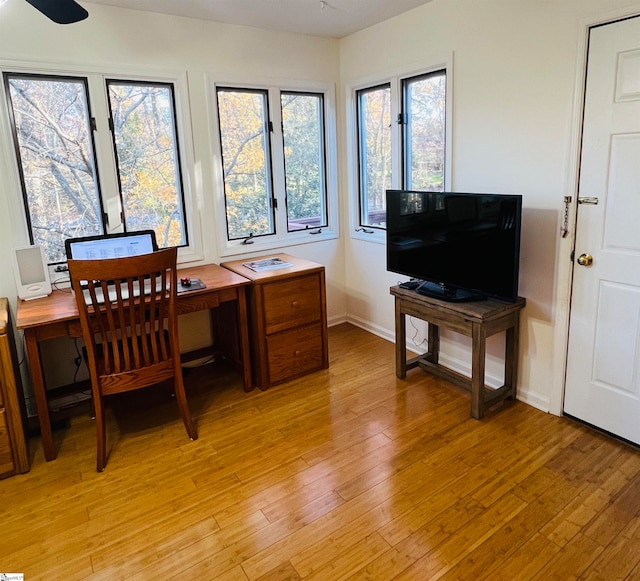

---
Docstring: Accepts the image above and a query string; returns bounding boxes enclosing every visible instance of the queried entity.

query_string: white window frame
[346,58,453,244]
[207,74,339,257]
[0,59,203,277]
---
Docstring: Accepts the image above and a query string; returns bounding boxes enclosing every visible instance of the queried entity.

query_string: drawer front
[266,323,324,385]
[262,275,321,334]
[0,409,16,478]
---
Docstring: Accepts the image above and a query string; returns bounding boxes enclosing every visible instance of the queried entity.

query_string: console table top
[390,285,525,322]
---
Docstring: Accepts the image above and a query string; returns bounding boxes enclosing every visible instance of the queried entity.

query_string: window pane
[357,85,391,228]
[403,71,446,191]
[217,88,274,240]
[281,92,327,231]
[107,81,187,248]
[4,74,103,264]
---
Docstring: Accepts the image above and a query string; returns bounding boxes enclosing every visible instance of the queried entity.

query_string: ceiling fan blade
[24,0,88,24]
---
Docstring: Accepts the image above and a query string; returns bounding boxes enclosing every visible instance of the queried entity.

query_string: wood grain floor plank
[437,480,587,580]
[256,560,301,581]
[304,531,391,579]
[350,496,488,580]
[475,531,561,581]
[582,514,640,581]
[531,532,604,580]
[393,492,527,580]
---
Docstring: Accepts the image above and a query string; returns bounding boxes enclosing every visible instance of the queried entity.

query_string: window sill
[351,228,385,245]
[219,228,339,259]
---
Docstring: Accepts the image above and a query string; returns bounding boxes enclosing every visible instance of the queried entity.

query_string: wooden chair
[68,247,197,472]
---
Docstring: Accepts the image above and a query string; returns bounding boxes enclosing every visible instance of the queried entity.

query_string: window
[281,91,327,232]
[215,82,333,250]
[106,80,187,247]
[356,84,392,228]
[402,72,446,191]
[216,88,275,240]
[352,67,449,236]
[3,72,189,264]
[4,74,103,264]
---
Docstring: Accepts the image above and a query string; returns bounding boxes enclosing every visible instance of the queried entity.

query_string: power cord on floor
[409,316,429,348]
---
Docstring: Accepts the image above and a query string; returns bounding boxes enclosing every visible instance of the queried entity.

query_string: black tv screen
[386,190,522,302]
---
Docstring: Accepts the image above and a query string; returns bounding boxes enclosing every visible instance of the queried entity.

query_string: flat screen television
[386,190,522,303]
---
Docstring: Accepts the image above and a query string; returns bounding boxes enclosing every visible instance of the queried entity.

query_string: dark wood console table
[391,285,525,419]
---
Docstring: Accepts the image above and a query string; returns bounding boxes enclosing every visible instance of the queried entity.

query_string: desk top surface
[16,262,250,330]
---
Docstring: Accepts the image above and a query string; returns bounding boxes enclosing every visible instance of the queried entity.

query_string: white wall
[339,0,640,412]
[0,1,346,388]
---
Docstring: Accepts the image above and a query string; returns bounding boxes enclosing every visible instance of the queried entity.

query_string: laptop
[65,230,158,262]
[65,230,161,304]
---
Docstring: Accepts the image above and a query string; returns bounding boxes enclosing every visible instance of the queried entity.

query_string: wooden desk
[16,263,251,462]
[391,285,525,419]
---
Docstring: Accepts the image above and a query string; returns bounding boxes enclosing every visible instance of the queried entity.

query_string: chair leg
[94,393,107,472]
[173,371,197,441]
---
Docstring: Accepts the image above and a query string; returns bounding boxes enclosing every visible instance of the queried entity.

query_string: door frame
[552,7,640,416]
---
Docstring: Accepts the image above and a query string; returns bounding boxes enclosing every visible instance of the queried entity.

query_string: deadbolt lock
[577,253,593,266]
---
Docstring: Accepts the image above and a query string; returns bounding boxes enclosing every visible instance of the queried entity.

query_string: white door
[564,16,640,445]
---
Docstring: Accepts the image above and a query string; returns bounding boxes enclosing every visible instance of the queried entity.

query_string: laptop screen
[65,230,158,261]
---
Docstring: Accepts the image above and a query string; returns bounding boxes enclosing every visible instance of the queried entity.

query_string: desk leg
[25,330,56,461]
[395,298,406,379]
[471,322,486,420]
[236,288,252,392]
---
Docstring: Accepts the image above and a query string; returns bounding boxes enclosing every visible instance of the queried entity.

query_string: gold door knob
[577,253,593,266]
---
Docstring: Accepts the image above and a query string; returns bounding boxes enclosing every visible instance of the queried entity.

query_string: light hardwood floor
[2,323,640,580]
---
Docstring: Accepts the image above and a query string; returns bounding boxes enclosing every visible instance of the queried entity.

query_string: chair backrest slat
[68,248,178,378]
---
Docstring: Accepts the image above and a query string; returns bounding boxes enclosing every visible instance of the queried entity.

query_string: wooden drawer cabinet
[0,297,29,478]
[221,254,329,389]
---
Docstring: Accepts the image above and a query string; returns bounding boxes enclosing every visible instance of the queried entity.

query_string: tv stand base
[415,281,484,303]
[391,285,525,419]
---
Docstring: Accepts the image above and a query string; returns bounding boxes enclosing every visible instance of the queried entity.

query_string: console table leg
[471,322,486,419]
[395,298,406,379]
[505,321,519,400]
[428,323,440,364]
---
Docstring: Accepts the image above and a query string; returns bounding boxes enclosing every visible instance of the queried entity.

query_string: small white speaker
[12,245,52,301]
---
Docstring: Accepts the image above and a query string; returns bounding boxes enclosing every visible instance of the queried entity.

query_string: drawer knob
[294,350,301,357]
[291,300,300,308]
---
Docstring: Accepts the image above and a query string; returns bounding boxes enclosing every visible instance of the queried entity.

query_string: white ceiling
[82,0,434,39]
